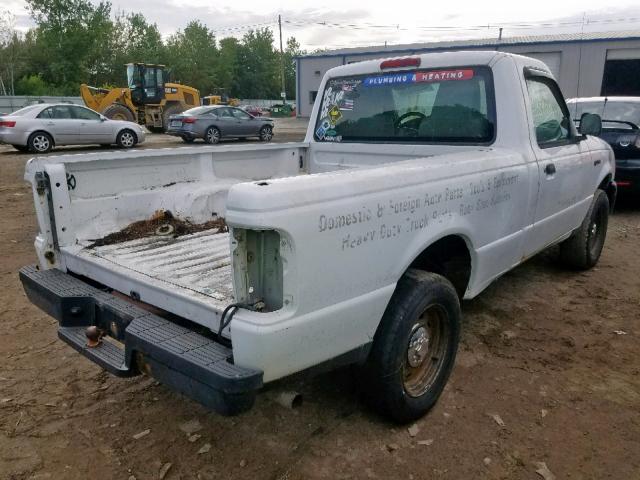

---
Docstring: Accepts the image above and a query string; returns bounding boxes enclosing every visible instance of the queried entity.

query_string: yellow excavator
[80,63,200,131]
[202,88,240,107]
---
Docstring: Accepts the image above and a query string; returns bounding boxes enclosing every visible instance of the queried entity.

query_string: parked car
[0,103,146,153]
[567,96,640,194]
[239,104,264,117]
[167,105,274,144]
[20,51,615,422]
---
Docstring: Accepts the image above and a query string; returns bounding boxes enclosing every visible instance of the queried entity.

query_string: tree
[25,0,114,93]
[165,21,218,94]
[236,28,279,99]
[0,10,24,95]
[283,37,305,100]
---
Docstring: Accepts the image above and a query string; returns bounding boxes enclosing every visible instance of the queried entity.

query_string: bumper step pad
[19,265,263,415]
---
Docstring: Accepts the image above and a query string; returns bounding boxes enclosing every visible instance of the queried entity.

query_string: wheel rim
[33,135,50,152]
[403,305,449,398]
[207,128,219,143]
[120,132,134,147]
[261,127,273,141]
[587,204,606,258]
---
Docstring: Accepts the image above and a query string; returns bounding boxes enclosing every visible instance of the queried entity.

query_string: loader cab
[127,63,166,105]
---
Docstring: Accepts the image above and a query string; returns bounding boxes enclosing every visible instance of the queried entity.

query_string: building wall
[297,38,640,117]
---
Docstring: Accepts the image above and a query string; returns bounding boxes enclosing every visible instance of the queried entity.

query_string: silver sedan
[167,105,275,144]
[0,103,146,153]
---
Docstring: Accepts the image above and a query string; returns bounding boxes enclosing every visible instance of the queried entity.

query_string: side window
[217,108,233,118]
[37,108,54,119]
[51,106,73,119]
[525,76,571,146]
[70,106,101,120]
[230,108,251,120]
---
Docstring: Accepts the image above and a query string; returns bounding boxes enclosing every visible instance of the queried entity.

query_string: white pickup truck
[20,51,616,422]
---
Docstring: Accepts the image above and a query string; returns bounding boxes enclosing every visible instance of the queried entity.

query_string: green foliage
[1,2,307,99]
[15,74,59,95]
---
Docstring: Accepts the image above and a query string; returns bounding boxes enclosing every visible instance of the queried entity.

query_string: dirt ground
[1,131,639,480]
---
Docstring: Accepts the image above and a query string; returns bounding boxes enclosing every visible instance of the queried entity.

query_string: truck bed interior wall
[32,144,306,245]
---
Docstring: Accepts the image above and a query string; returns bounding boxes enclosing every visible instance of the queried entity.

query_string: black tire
[362,270,461,423]
[204,126,221,144]
[27,131,53,153]
[12,144,29,152]
[259,125,273,142]
[181,136,195,144]
[161,104,183,132]
[103,103,135,122]
[559,189,609,270]
[116,129,137,149]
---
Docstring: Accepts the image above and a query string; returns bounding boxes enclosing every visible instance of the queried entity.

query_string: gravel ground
[1,129,639,480]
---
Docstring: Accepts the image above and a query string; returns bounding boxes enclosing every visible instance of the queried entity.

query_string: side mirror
[100,115,107,122]
[579,113,602,136]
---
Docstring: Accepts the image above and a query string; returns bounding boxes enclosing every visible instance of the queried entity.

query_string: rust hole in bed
[87,210,228,248]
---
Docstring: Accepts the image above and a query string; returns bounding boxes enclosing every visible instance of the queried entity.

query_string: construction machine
[80,63,200,131]
[202,88,240,107]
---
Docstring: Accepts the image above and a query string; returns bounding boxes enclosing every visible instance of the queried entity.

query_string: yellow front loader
[81,63,200,131]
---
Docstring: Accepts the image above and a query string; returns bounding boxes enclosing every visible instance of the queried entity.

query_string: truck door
[522,70,593,256]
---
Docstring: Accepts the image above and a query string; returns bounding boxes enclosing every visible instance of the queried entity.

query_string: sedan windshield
[314,66,496,143]
[569,100,640,130]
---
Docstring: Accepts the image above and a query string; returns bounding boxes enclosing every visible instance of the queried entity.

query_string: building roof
[300,29,640,59]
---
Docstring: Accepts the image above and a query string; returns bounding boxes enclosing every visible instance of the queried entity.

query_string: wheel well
[598,174,616,211]
[29,130,55,146]
[117,128,137,140]
[407,235,472,297]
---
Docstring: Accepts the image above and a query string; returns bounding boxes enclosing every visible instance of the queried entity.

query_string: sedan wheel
[205,127,221,144]
[259,125,273,142]
[117,129,137,149]
[28,132,53,153]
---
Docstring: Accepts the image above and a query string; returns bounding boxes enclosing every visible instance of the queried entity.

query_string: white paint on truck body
[25,51,614,382]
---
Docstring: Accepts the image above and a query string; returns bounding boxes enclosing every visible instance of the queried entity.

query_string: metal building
[295,30,640,117]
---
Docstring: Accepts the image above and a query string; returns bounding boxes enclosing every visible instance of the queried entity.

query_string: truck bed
[62,228,234,331]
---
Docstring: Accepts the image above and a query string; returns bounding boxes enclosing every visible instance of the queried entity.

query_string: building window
[309,91,318,104]
[601,59,640,96]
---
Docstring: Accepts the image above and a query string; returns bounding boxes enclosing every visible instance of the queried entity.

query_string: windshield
[568,100,640,130]
[7,105,41,116]
[314,66,495,143]
[126,64,138,89]
[183,106,217,116]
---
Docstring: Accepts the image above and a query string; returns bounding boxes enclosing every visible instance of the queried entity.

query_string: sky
[4,0,640,51]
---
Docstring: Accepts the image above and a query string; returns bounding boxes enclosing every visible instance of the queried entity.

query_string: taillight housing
[182,117,197,124]
[0,120,16,127]
[380,57,421,69]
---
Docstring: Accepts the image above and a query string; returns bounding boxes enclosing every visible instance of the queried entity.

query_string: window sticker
[339,98,354,111]
[364,69,474,87]
[328,105,342,125]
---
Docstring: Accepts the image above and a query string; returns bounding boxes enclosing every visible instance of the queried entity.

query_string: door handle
[544,163,556,175]
[46,122,54,126]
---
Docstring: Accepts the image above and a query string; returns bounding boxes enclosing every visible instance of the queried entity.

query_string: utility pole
[278,14,286,104]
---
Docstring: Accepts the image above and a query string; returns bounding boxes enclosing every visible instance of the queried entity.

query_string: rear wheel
[259,125,273,142]
[116,129,137,149]
[559,189,609,269]
[103,103,135,122]
[27,132,53,153]
[204,126,221,144]
[362,270,460,423]
[161,104,183,132]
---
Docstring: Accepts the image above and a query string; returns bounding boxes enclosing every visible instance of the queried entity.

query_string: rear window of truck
[314,66,496,144]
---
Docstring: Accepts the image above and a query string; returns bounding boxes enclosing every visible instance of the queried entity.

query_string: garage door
[522,52,562,79]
